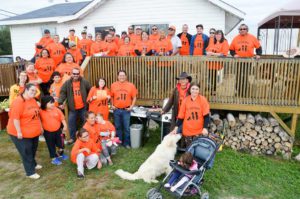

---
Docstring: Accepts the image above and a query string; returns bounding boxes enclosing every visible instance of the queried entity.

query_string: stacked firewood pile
[209,113,294,159]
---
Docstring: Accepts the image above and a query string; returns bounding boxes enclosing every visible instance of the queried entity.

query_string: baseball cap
[168,25,176,31]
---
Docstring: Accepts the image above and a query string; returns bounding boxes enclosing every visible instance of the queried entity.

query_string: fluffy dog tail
[115,169,138,181]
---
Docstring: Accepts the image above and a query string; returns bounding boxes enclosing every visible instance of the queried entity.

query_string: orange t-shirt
[71,139,99,164]
[35,37,54,55]
[40,107,65,132]
[78,39,93,56]
[206,40,229,69]
[49,81,63,106]
[47,43,66,67]
[27,72,40,87]
[193,35,204,56]
[177,95,210,136]
[178,87,188,114]
[106,42,118,56]
[179,33,190,55]
[229,34,261,57]
[72,81,84,110]
[118,44,135,56]
[153,39,173,55]
[7,96,41,138]
[90,41,107,55]
[35,57,55,83]
[55,62,82,77]
[130,34,142,46]
[149,34,160,43]
[208,37,214,47]
[67,48,83,64]
[111,81,137,109]
[134,40,153,54]
[83,122,97,143]
[68,35,80,46]
[95,121,116,140]
[87,87,110,120]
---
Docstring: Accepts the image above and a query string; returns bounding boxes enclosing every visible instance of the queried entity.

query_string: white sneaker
[35,164,42,170]
[164,183,171,188]
[170,186,176,192]
[28,173,40,179]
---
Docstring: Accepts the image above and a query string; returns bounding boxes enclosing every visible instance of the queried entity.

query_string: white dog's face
[161,133,182,148]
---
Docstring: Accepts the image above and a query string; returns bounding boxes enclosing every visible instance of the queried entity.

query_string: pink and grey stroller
[146,135,221,199]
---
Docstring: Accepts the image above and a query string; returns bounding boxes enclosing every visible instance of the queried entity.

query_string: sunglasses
[72,73,80,75]
[210,32,215,34]
[168,28,174,31]
[152,28,157,30]
[239,28,247,31]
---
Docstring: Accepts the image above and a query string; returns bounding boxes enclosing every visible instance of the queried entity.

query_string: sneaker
[35,164,42,170]
[77,172,84,179]
[170,186,176,192]
[59,154,69,161]
[51,157,62,165]
[27,173,40,179]
[164,183,171,188]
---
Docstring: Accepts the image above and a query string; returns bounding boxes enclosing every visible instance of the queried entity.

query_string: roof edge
[209,0,245,19]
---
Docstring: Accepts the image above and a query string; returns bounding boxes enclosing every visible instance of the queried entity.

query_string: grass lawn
[0,127,300,199]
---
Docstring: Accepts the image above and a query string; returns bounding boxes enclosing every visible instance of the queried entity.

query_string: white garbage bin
[130,124,143,148]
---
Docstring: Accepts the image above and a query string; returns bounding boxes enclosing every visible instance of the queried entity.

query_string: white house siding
[10,0,229,59]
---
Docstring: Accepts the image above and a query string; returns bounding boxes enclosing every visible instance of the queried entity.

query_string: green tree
[0,26,12,55]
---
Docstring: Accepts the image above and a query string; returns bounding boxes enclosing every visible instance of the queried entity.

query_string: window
[95,26,113,39]
[40,27,57,37]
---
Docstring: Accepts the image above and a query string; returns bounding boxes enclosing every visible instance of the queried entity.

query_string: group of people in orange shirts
[7,22,262,180]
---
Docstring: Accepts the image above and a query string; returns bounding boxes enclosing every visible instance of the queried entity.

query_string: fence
[0,63,18,96]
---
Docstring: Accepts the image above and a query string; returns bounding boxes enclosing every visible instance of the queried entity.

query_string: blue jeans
[68,108,86,140]
[113,109,131,146]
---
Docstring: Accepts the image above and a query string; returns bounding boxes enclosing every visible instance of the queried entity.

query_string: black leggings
[43,129,64,158]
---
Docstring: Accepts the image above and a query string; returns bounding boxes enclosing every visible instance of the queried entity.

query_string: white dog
[115,133,181,183]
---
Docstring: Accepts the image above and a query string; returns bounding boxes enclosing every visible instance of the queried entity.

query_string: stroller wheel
[200,192,209,199]
[146,188,158,198]
[151,192,163,199]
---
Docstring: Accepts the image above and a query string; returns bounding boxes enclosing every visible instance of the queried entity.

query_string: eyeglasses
[152,28,157,30]
[210,32,215,34]
[72,73,80,75]
[168,28,174,31]
[239,28,247,31]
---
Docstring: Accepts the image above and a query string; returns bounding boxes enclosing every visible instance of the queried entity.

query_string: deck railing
[84,56,300,109]
[0,63,18,96]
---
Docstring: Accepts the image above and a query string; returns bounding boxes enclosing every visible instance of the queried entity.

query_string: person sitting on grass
[164,152,198,192]
[95,113,117,165]
[71,128,102,179]
[40,96,68,165]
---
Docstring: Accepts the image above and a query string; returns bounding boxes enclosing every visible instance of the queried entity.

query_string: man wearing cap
[47,34,66,67]
[130,26,142,46]
[161,72,192,147]
[177,24,192,55]
[167,25,182,56]
[34,29,54,58]
[127,25,134,38]
[68,28,80,47]
[67,41,83,65]
[78,30,93,56]
[109,27,120,46]
[190,24,209,56]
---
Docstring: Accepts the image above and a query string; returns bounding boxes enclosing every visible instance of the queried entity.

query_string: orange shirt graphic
[7,96,41,138]
[153,39,173,54]
[95,121,115,140]
[72,81,84,110]
[40,107,65,132]
[55,62,82,77]
[178,95,210,136]
[47,43,66,67]
[90,41,107,55]
[67,48,83,64]
[71,139,99,164]
[35,57,55,83]
[193,35,204,55]
[135,40,153,54]
[78,39,93,56]
[106,42,118,56]
[111,81,137,109]
[229,34,261,57]
[117,44,135,56]
[179,33,190,55]
[50,81,63,106]
[87,87,110,120]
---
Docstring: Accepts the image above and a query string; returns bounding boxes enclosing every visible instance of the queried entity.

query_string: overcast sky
[0,0,289,35]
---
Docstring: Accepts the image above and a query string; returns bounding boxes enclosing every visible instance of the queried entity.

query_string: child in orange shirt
[95,113,116,165]
[49,71,63,107]
[40,96,68,165]
[71,128,102,179]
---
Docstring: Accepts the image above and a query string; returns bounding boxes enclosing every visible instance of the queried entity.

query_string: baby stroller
[146,135,221,199]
